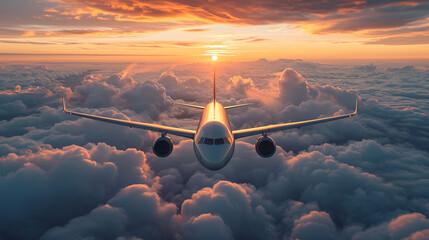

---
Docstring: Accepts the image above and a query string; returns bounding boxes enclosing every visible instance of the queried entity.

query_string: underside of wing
[62,98,195,139]
[233,101,358,139]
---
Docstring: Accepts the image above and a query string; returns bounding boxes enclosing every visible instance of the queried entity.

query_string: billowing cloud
[0,59,428,240]
[157,71,212,103]
[289,211,337,240]
[0,143,154,239]
[42,184,177,240]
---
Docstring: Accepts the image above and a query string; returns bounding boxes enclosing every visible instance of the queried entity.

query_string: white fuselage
[193,102,235,170]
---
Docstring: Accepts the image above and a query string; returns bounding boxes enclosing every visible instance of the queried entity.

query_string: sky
[1,0,429,61]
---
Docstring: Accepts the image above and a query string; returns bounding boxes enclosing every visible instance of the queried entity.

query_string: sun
[211,55,218,61]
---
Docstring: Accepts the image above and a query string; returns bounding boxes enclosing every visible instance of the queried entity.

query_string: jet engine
[152,136,173,157]
[255,135,276,158]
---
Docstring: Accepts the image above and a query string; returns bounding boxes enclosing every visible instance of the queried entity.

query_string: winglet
[351,100,358,116]
[62,98,69,114]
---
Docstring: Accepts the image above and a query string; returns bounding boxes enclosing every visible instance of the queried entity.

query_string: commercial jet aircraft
[62,59,357,170]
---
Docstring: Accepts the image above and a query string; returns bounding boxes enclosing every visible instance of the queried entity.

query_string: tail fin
[213,64,216,106]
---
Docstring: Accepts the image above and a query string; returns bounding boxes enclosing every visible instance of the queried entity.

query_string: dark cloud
[320,3,429,33]
[0,143,154,239]
[183,213,233,240]
[289,211,337,240]
[0,85,72,120]
[352,213,429,240]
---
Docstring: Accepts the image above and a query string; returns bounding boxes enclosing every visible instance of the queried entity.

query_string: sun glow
[212,55,218,61]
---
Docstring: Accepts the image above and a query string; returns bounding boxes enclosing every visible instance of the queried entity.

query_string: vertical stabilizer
[213,64,216,106]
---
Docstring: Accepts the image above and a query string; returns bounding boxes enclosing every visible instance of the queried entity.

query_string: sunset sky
[1,0,429,61]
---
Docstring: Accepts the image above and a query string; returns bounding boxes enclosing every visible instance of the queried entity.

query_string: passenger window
[204,138,214,145]
[198,137,204,144]
[215,138,224,145]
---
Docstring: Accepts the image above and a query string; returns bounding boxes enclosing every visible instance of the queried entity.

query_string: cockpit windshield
[215,138,224,145]
[198,137,231,145]
[204,138,213,145]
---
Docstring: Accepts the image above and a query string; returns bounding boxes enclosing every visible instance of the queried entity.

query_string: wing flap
[62,98,195,139]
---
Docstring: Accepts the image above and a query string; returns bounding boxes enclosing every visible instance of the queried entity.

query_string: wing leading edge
[62,98,195,139]
[233,101,358,139]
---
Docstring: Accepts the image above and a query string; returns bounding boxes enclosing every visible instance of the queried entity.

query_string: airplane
[62,58,358,170]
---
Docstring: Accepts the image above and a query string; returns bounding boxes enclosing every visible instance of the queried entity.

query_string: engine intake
[153,136,173,157]
[255,135,276,158]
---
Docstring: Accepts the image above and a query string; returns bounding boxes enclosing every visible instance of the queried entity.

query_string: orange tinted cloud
[33,0,428,45]
[53,0,428,29]
[1,0,429,60]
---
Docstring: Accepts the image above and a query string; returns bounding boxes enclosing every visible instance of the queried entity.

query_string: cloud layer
[0,59,428,239]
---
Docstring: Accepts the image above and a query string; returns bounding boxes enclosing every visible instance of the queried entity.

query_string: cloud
[227,67,358,110]
[2,0,428,41]
[0,136,52,156]
[69,72,173,120]
[183,28,210,32]
[42,184,177,240]
[352,213,429,240]
[157,71,212,103]
[318,3,429,33]
[0,143,154,239]
[289,211,337,240]
[0,59,428,240]
[365,35,429,45]
[26,0,428,36]
[0,85,72,120]
[181,181,277,239]
[183,213,233,240]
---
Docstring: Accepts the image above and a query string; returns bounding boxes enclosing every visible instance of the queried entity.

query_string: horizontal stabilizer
[175,102,205,109]
[224,103,252,109]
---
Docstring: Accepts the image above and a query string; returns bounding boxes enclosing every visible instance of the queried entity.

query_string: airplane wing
[62,98,195,139]
[233,101,358,139]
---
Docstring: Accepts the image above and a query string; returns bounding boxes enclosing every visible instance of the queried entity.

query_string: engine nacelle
[152,136,173,157]
[255,135,276,158]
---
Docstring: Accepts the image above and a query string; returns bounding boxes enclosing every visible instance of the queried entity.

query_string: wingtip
[62,98,67,112]
[353,100,358,115]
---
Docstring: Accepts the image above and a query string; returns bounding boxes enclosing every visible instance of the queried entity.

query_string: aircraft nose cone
[194,143,234,171]
[202,145,230,163]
